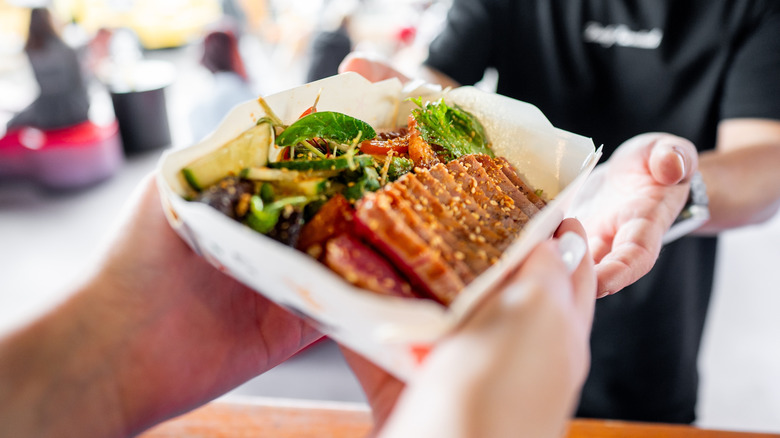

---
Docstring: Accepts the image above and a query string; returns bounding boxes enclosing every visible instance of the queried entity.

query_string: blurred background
[0,0,778,433]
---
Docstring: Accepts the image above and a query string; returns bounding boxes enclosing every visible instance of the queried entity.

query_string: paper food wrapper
[157,73,602,381]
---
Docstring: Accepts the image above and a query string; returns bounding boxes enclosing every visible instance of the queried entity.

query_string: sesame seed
[306,245,323,259]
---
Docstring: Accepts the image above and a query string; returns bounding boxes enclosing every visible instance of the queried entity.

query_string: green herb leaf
[411,98,493,160]
[276,111,376,148]
[386,156,413,180]
[343,166,381,201]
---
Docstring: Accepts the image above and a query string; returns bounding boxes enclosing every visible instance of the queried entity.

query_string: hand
[339,52,411,83]
[345,219,596,438]
[339,52,461,89]
[98,176,322,433]
[0,176,321,437]
[571,133,699,297]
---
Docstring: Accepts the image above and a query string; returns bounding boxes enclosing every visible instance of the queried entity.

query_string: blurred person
[189,30,256,142]
[221,0,249,34]
[0,174,597,438]
[305,0,355,82]
[84,27,114,82]
[6,7,89,131]
[340,0,780,425]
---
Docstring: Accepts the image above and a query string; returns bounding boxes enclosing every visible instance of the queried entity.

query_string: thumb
[647,135,698,185]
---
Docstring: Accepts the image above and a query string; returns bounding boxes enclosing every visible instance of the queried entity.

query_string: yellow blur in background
[0,1,30,53]
[1,0,222,50]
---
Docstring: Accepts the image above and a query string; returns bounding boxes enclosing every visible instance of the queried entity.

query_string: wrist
[663,170,710,244]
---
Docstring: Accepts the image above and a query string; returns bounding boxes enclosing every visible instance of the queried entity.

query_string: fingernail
[558,232,586,273]
[673,147,687,176]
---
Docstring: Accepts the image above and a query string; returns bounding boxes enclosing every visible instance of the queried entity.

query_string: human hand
[570,133,698,297]
[344,219,596,438]
[0,175,321,437]
[92,176,321,434]
[339,52,411,83]
[339,52,461,89]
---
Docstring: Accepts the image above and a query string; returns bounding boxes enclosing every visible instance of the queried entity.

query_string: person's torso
[28,39,87,97]
[489,0,765,155]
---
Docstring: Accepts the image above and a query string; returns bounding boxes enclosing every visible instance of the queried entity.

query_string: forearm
[0,176,321,437]
[0,279,128,437]
[695,144,780,234]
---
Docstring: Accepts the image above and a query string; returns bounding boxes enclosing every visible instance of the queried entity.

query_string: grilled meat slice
[388,183,494,276]
[495,156,547,210]
[445,159,527,237]
[422,165,521,250]
[397,173,506,253]
[383,186,477,284]
[458,156,531,234]
[354,192,465,304]
[297,194,354,259]
[324,234,415,298]
[314,154,544,306]
[470,154,541,218]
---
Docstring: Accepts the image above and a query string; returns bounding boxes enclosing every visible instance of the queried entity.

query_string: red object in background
[396,26,416,46]
[0,121,124,189]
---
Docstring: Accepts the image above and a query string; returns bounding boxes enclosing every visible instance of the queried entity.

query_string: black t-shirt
[426,0,780,423]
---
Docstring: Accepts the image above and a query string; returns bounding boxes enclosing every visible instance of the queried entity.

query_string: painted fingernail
[558,232,587,273]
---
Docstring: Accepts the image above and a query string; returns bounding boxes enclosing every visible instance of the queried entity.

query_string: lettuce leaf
[411,98,493,160]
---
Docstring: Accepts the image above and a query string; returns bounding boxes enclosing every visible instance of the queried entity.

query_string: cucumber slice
[182,122,273,191]
[267,155,374,171]
[244,167,339,182]
[277,178,329,197]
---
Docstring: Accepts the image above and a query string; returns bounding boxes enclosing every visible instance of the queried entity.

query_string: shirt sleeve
[720,7,780,121]
[423,0,496,86]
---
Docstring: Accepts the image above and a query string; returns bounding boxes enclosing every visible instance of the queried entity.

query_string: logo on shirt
[583,21,663,49]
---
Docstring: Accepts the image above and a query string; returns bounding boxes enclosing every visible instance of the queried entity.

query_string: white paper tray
[157,73,601,380]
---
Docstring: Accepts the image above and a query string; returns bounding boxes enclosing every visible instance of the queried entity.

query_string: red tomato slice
[359,138,409,155]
